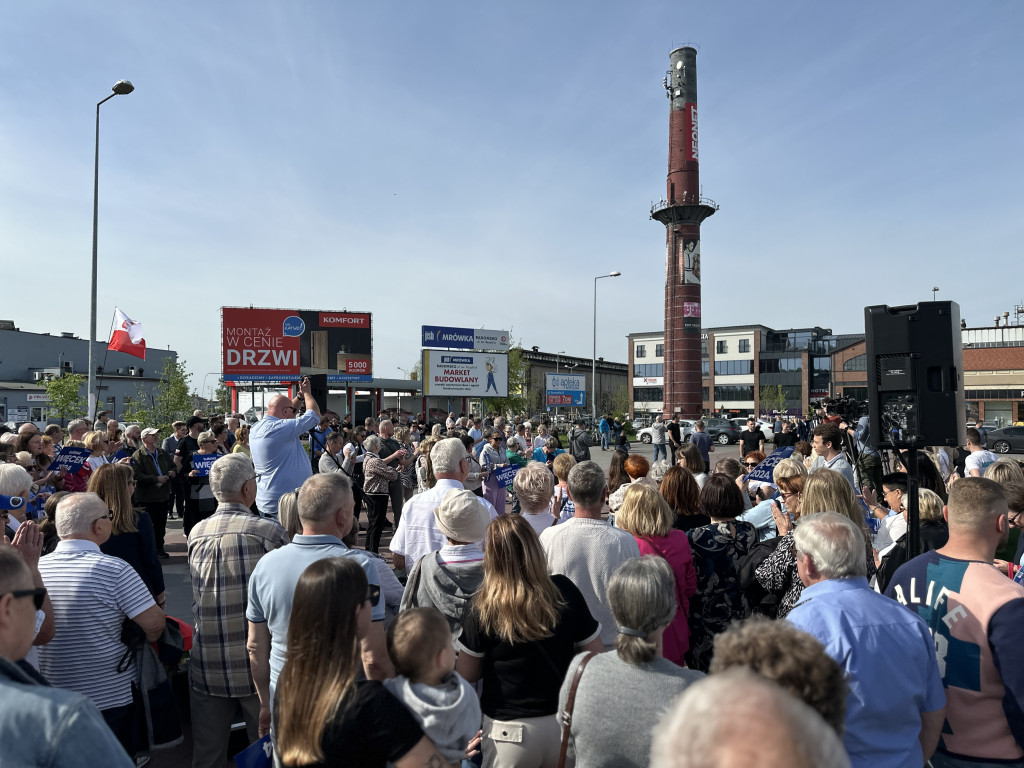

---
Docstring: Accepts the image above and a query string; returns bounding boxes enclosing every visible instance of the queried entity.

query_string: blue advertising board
[421,326,510,351]
[545,373,586,408]
[191,454,222,477]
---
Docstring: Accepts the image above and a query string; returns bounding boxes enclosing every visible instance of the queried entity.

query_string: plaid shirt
[188,502,289,697]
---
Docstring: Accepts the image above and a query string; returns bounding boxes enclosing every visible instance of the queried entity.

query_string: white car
[730,418,774,442]
[638,420,695,444]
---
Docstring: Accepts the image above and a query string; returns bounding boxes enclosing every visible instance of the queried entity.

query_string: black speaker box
[865,302,965,448]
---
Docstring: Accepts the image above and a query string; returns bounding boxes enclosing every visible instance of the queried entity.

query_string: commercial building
[962,321,1024,426]
[0,321,176,426]
[629,325,863,418]
[522,348,628,420]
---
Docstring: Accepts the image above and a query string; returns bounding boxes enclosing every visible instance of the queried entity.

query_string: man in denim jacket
[0,546,133,766]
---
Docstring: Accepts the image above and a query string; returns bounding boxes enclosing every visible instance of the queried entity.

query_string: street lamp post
[592,272,621,423]
[88,80,135,420]
[554,350,565,422]
[397,367,410,421]
[932,286,940,302]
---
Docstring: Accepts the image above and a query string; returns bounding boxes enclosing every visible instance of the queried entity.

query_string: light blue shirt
[738,498,778,541]
[787,578,945,768]
[246,534,383,702]
[250,409,320,516]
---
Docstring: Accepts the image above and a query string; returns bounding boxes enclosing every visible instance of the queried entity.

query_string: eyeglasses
[1008,510,1022,527]
[201,440,216,445]
[365,584,381,607]
[94,510,114,523]
[4,587,47,610]
[246,474,261,484]
[779,491,798,500]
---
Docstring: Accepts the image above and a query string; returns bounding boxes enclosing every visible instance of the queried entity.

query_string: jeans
[600,432,610,450]
[653,443,668,462]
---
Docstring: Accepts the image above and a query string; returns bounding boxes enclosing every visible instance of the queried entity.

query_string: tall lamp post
[932,286,940,302]
[397,366,410,421]
[88,79,135,419]
[592,271,621,423]
[554,350,565,422]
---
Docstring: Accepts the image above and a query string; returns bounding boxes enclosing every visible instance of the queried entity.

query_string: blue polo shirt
[246,534,383,702]
[787,578,945,768]
[250,409,320,516]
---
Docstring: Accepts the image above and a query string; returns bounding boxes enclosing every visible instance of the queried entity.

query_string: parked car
[988,426,1024,454]
[637,419,695,444]
[703,418,741,445]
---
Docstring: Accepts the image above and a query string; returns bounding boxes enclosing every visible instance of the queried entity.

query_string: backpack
[737,535,786,617]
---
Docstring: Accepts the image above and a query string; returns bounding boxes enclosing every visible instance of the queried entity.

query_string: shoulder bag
[557,651,597,768]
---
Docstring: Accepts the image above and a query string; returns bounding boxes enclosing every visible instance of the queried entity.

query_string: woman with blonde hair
[457,514,602,767]
[89,463,165,604]
[231,425,251,456]
[277,488,302,539]
[756,469,874,617]
[513,460,556,536]
[415,436,439,493]
[984,458,1024,486]
[616,484,697,666]
[275,557,449,767]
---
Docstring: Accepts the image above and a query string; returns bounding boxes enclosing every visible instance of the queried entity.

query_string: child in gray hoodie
[384,607,482,765]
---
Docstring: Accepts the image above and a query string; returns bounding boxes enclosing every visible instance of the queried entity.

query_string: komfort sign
[222,307,373,383]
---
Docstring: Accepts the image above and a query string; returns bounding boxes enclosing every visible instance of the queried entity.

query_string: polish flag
[108,308,146,359]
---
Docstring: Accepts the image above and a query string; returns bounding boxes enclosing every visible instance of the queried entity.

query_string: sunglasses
[744,462,759,467]
[6,587,47,610]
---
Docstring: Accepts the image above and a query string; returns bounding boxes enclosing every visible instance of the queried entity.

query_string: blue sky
[2,1,1021,396]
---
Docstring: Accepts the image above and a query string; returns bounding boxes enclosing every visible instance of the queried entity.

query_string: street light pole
[592,271,621,423]
[555,350,564,422]
[397,367,410,422]
[932,286,940,302]
[88,80,134,420]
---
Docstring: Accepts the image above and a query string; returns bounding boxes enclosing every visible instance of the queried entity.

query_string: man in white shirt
[540,461,640,649]
[389,438,497,574]
[964,427,999,477]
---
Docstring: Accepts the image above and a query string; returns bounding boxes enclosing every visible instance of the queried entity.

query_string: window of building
[716,340,728,355]
[635,345,646,359]
[714,360,754,376]
[633,363,664,378]
[655,344,664,358]
[702,387,710,401]
[634,386,664,403]
[714,385,754,402]
[759,357,802,374]
[738,339,750,353]
[843,354,867,372]
[701,361,710,377]
[701,338,708,357]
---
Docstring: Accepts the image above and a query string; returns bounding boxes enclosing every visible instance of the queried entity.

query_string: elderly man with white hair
[37,492,165,754]
[651,668,851,768]
[788,511,945,768]
[187,454,289,768]
[249,376,321,518]
[389,437,497,575]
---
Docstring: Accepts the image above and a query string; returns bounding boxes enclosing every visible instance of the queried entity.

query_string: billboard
[545,373,586,407]
[422,350,508,397]
[222,307,372,383]
[421,326,510,351]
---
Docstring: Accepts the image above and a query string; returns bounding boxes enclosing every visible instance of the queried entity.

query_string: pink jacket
[634,529,698,666]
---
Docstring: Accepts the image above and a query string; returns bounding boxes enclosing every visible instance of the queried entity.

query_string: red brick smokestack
[651,46,717,418]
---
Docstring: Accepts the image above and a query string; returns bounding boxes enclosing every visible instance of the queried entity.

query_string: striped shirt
[188,502,289,698]
[38,539,156,710]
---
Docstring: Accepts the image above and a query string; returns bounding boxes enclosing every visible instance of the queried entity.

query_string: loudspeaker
[865,302,965,448]
[307,374,328,415]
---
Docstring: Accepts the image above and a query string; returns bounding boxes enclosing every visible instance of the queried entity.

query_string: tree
[608,384,631,415]
[759,384,788,418]
[44,373,87,426]
[408,360,421,381]
[121,357,194,434]
[213,378,231,414]
[482,345,528,417]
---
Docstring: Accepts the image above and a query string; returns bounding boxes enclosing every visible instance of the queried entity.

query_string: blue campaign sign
[233,734,274,768]
[109,449,129,463]
[744,446,795,486]
[494,464,519,488]
[50,446,92,475]
[191,454,221,477]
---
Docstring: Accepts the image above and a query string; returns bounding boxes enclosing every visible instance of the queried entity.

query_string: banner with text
[744,446,794,486]
[50,446,92,476]
[421,326,510,351]
[545,373,586,407]
[493,464,519,488]
[422,351,508,398]
[191,454,222,477]
[222,307,372,383]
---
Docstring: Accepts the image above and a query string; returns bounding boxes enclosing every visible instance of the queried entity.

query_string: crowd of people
[1,396,1023,768]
